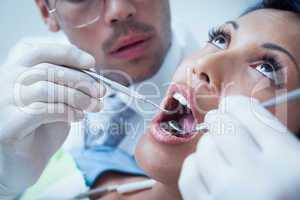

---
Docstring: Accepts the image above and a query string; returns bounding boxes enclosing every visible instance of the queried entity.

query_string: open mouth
[159,92,195,137]
[151,85,202,144]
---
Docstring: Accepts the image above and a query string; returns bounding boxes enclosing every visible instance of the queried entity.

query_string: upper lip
[110,32,152,54]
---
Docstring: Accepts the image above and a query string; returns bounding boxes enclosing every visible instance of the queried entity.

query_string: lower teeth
[168,120,183,133]
[160,121,186,137]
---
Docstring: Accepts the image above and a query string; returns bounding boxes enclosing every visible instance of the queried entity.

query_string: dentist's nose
[104,0,136,25]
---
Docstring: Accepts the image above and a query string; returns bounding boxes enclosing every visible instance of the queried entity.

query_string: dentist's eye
[252,56,284,87]
[208,27,230,49]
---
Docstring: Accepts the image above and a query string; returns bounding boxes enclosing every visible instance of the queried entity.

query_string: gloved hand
[179,96,300,200]
[0,42,106,199]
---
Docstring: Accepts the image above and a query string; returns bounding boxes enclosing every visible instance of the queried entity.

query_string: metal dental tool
[81,69,172,114]
[166,120,208,138]
[72,179,157,200]
[261,88,300,108]
[167,120,209,137]
[167,88,300,137]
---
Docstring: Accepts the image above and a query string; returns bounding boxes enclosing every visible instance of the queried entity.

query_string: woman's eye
[208,27,231,50]
[211,35,228,49]
[254,63,283,86]
[257,63,274,73]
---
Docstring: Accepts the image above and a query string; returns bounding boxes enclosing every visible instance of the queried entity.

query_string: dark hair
[243,0,300,15]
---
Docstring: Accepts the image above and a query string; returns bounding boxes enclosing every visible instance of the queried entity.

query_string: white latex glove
[179,96,300,200]
[0,42,106,199]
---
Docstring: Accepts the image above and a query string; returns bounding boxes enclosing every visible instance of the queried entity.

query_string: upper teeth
[173,93,191,109]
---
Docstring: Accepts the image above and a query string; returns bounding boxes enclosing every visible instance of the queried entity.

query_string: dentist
[0,0,199,198]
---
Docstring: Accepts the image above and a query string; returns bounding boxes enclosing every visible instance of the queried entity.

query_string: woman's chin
[135,129,201,186]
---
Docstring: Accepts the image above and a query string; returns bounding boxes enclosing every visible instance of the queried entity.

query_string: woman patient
[93,1,300,199]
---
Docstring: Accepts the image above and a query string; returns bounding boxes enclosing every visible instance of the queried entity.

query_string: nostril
[110,13,133,24]
[200,72,210,83]
[111,19,118,24]
[128,13,133,19]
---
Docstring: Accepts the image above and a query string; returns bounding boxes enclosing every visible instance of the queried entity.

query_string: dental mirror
[167,120,207,137]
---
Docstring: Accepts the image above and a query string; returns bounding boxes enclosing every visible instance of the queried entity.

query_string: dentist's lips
[150,84,204,145]
[109,33,153,61]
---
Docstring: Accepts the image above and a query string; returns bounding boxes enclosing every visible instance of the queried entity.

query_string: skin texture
[135,9,300,200]
[35,0,171,84]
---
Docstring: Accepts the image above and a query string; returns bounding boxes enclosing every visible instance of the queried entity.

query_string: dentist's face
[37,0,171,84]
[136,9,300,186]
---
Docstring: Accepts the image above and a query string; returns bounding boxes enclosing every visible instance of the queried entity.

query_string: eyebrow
[262,43,299,69]
[225,21,239,30]
[223,21,299,75]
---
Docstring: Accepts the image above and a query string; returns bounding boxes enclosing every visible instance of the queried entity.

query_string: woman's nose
[104,0,137,25]
[191,52,241,92]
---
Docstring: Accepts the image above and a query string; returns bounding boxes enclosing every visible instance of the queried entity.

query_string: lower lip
[150,121,196,145]
[110,38,151,61]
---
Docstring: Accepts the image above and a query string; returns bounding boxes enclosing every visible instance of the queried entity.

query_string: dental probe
[169,87,300,137]
[72,179,157,200]
[81,69,172,114]
[261,88,300,108]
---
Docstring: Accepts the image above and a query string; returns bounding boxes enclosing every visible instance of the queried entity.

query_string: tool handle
[82,70,146,99]
[116,179,156,194]
[262,88,300,108]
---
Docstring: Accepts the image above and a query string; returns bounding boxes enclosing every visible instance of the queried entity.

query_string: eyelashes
[255,55,284,87]
[207,27,231,50]
[261,55,283,72]
[207,26,285,88]
[208,27,231,44]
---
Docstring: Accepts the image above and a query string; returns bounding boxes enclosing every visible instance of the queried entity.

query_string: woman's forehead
[232,9,300,57]
[237,9,300,33]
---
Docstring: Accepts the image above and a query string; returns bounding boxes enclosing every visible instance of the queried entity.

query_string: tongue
[178,114,195,133]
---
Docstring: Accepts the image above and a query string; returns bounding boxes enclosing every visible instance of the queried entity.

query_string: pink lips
[150,123,196,145]
[150,84,202,145]
[109,33,152,61]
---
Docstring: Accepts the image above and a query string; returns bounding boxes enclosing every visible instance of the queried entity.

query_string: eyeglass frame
[44,0,102,29]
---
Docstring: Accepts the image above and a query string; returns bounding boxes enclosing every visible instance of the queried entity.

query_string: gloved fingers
[0,108,41,142]
[0,105,81,142]
[18,81,103,113]
[33,122,70,157]
[193,133,231,189]
[179,154,211,199]
[204,110,262,166]
[15,63,106,99]
[219,96,293,151]
[28,102,85,124]
[10,42,95,69]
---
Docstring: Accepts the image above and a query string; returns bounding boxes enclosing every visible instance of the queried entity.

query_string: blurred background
[0,0,259,61]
